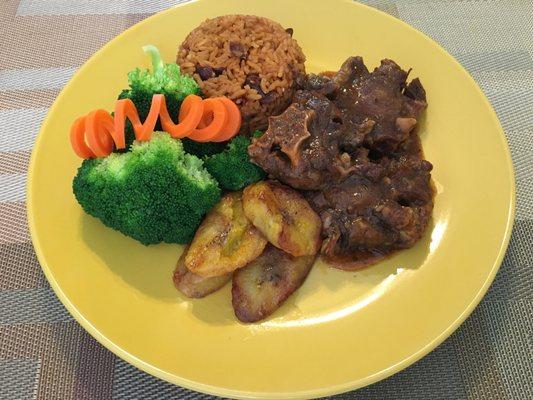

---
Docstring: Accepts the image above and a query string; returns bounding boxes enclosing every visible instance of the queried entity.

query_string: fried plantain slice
[173,247,231,298]
[185,192,267,278]
[243,181,322,256]
[232,244,315,322]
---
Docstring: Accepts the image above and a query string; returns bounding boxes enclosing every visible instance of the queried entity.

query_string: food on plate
[248,58,428,189]
[332,57,427,154]
[204,136,266,190]
[250,56,433,268]
[71,92,241,159]
[242,181,322,257]
[248,102,337,190]
[173,247,231,298]
[177,15,306,133]
[232,244,315,322]
[73,132,220,244]
[119,45,200,126]
[70,15,435,322]
[70,114,106,159]
[200,96,243,142]
[185,192,268,278]
[118,45,200,148]
[307,153,433,269]
[181,138,227,158]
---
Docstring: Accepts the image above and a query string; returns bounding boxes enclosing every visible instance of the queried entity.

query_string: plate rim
[26,0,516,398]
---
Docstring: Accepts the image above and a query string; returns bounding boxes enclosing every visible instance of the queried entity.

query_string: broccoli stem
[142,44,165,75]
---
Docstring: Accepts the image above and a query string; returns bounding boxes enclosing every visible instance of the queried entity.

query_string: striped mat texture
[0,0,532,399]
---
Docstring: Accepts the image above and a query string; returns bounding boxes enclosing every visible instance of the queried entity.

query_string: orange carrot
[211,97,242,142]
[85,109,115,157]
[70,94,243,159]
[70,116,96,159]
[113,99,140,147]
[160,94,204,138]
[188,98,228,142]
[114,97,161,143]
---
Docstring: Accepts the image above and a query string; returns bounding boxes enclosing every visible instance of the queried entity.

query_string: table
[0,0,531,398]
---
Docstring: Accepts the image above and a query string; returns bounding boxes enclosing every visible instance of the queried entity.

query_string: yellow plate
[27,0,515,398]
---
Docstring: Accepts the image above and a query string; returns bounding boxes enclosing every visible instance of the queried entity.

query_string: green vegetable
[73,132,220,245]
[118,45,200,148]
[204,136,266,191]
[110,111,136,153]
[182,138,228,158]
[252,130,264,138]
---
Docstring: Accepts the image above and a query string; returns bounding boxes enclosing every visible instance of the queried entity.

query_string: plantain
[185,191,267,278]
[242,180,322,257]
[173,247,231,298]
[232,244,315,322]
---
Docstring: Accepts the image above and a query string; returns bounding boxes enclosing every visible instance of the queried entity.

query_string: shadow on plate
[81,214,179,302]
[81,213,238,325]
[80,212,436,325]
[187,284,238,326]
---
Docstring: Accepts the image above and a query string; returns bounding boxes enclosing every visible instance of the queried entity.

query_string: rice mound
[176,15,306,133]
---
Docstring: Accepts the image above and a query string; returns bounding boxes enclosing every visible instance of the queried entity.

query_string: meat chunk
[307,150,433,267]
[249,104,323,189]
[249,103,335,189]
[249,56,434,269]
[249,89,375,190]
[249,57,428,189]
[297,73,338,96]
[334,58,428,154]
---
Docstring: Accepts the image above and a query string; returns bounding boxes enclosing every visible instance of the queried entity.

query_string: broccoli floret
[124,121,136,151]
[73,132,220,245]
[182,138,228,158]
[115,46,200,151]
[118,45,200,123]
[204,135,266,191]
[110,115,136,153]
[252,130,264,138]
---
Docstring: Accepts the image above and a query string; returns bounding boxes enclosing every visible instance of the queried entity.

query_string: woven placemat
[0,1,531,399]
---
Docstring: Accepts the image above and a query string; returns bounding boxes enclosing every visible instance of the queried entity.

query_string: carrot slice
[188,98,228,142]
[177,94,205,137]
[161,94,204,138]
[71,93,241,159]
[195,108,212,129]
[178,95,193,122]
[211,97,242,142]
[177,94,206,122]
[85,109,115,157]
[113,99,141,146]
[70,116,95,159]
[114,97,161,143]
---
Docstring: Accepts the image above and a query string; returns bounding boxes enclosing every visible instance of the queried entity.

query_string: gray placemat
[0,0,531,399]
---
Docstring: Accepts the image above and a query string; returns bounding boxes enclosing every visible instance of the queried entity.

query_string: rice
[176,15,306,133]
